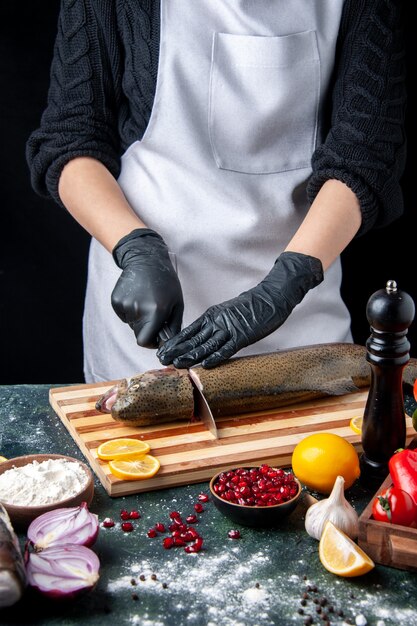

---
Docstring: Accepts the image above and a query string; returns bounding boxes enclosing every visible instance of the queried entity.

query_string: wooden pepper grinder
[359,280,415,489]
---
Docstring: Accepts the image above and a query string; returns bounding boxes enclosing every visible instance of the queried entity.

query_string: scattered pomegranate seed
[102,517,115,528]
[129,510,141,519]
[163,537,174,549]
[228,529,241,539]
[147,503,207,554]
[155,522,166,533]
[212,465,298,507]
[182,530,195,542]
[188,527,200,539]
[198,493,209,502]
[184,537,203,553]
[121,522,134,532]
[173,537,186,547]
[120,510,131,521]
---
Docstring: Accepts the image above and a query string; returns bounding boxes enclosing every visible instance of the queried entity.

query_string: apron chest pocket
[209,31,320,175]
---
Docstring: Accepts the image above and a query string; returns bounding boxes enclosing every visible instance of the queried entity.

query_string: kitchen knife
[158,325,219,439]
[158,324,174,348]
[189,372,219,440]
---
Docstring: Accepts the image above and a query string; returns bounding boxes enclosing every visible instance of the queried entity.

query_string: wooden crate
[358,474,417,572]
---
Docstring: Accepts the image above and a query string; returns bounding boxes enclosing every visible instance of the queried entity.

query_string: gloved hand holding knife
[157,251,323,369]
[111,228,184,349]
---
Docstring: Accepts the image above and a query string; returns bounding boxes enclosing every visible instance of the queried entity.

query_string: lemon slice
[108,455,161,480]
[0,456,8,463]
[349,415,363,435]
[97,438,150,461]
[319,521,375,577]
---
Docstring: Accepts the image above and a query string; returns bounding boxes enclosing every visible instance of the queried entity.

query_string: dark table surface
[1,384,417,626]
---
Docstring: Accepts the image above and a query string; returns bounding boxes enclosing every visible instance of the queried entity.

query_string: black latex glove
[111,228,184,349]
[157,251,323,368]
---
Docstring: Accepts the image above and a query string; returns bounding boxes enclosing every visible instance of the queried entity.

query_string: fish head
[110,367,181,422]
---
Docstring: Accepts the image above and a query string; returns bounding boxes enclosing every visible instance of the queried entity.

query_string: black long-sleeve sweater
[26,0,407,236]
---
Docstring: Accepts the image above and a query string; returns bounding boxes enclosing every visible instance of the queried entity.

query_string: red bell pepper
[389,448,417,506]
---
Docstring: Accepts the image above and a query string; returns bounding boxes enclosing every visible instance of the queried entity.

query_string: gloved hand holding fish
[157,251,323,369]
[96,343,417,428]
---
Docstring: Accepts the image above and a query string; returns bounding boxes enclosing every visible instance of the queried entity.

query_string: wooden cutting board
[49,383,415,497]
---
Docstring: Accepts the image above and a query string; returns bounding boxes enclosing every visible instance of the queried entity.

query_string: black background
[1,2,415,384]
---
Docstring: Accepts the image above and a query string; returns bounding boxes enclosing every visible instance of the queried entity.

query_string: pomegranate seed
[169,511,181,520]
[129,510,141,519]
[147,528,157,538]
[121,522,134,532]
[102,518,115,528]
[185,537,203,553]
[228,530,241,539]
[186,514,198,524]
[173,537,186,547]
[198,493,209,502]
[163,537,174,549]
[120,510,130,520]
[183,531,195,542]
[155,522,166,533]
[212,466,298,507]
[194,503,204,513]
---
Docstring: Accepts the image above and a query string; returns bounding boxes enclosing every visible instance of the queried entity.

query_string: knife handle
[158,324,173,348]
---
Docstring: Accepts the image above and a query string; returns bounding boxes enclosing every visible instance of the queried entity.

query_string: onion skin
[26,544,100,600]
[27,502,99,550]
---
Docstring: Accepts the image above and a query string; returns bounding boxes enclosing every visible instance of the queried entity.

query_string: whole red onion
[26,544,100,600]
[27,502,99,550]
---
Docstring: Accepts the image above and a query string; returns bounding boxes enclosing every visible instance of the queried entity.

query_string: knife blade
[158,325,219,439]
[189,373,219,440]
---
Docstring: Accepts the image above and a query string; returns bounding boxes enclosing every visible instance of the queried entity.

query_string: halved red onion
[26,544,100,600]
[27,502,99,550]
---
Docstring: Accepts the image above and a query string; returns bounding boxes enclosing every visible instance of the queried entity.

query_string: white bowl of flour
[0,454,94,529]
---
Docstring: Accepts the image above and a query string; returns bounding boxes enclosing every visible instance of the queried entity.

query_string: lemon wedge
[108,455,161,481]
[319,521,375,577]
[97,438,150,461]
[0,456,8,463]
[349,415,363,435]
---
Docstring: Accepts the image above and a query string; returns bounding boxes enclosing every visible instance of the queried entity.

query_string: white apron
[83,0,352,383]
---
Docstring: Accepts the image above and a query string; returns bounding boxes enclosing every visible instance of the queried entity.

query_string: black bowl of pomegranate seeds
[209,464,302,527]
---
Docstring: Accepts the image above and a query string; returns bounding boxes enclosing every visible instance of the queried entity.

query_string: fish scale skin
[111,366,194,424]
[102,343,417,425]
[192,343,372,417]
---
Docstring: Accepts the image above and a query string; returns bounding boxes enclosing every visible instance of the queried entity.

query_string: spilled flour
[102,499,417,626]
[107,548,276,626]
[99,485,417,626]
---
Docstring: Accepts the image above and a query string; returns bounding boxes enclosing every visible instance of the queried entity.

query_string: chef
[26,0,406,382]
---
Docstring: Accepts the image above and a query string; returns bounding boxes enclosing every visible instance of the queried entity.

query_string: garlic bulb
[304,475,359,540]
